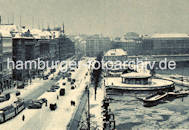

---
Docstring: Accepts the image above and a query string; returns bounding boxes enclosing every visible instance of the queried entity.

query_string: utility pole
[87,86,90,130]
[0,16,1,24]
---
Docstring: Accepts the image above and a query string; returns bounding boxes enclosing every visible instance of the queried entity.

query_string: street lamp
[87,85,90,130]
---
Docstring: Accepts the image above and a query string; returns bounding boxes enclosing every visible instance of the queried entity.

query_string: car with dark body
[27,98,47,109]
[59,88,65,96]
[16,91,21,96]
[17,84,25,89]
[28,102,42,109]
[51,85,60,90]
[0,93,10,103]
[50,103,57,111]
[47,88,56,92]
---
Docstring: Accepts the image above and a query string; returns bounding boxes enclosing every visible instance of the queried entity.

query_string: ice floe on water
[108,91,189,129]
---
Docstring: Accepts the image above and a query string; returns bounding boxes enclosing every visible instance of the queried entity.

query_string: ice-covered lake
[107,66,189,129]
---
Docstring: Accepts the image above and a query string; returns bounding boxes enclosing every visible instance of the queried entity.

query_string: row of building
[113,33,189,56]
[71,34,112,58]
[0,24,75,90]
[74,33,189,57]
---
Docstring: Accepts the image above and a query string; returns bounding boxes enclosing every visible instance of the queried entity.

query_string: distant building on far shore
[112,33,189,56]
[142,33,189,55]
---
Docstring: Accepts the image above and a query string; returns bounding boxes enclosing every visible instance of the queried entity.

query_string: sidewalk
[89,81,105,129]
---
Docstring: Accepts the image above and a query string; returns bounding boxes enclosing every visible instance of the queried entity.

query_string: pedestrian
[22,114,25,121]
[57,95,59,100]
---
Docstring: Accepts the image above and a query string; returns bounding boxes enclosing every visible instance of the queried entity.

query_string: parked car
[17,84,25,89]
[68,77,72,82]
[72,79,76,82]
[0,93,11,102]
[47,88,56,92]
[52,85,60,90]
[0,96,7,102]
[71,86,75,90]
[16,91,21,96]
[43,76,48,80]
[62,82,66,86]
[5,93,10,100]
[28,102,42,109]
[71,81,74,85]
[36,98,47,105]
[70,69,75,72]
[59,88,65,96]
[50,103,57,111]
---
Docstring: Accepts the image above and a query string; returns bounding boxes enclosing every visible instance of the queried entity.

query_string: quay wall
[155,74,189,88]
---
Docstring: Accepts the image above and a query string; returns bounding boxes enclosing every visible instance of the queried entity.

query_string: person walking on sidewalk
[22,114,25,121]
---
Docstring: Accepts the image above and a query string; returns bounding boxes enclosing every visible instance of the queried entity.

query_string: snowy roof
[0,24,22,37]
[27,29,43,39]
[105,77,174,90]
[104,49,127,56]
[151,33,189,39]
[0,24,20,31]
[0,30,11,37]
[121,72,151,78]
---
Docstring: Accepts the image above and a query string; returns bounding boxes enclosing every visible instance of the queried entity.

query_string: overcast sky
[0,0,189,36]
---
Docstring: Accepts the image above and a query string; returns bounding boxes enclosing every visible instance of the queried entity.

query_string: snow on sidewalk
[89,85,105,129]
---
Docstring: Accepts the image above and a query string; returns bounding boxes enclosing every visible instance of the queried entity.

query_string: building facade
[0,32,13,90]
[12,37,38,82]
[86,35,111,57]
[111,40,142,56]
[0,33,2,90]
[57,35,75,60]
[71,36,86,60]
[112,33,189,56]
[142,34,189,55]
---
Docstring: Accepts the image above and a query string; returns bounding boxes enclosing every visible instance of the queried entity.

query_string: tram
[0,100,25,123]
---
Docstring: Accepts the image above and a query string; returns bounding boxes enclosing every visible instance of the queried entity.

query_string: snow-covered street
[0,58,92,130]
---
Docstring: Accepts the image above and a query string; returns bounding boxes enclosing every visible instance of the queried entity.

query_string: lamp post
[87,85,90,130]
